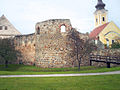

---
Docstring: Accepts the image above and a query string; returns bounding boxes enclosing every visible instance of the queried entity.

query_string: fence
[90,55,120,68]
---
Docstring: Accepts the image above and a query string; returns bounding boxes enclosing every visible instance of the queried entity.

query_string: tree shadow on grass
[0,38,24,71]
[0,64,24,71]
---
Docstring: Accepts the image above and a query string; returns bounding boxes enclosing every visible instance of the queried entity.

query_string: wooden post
[90,60,92,66]
[107,62,110,68]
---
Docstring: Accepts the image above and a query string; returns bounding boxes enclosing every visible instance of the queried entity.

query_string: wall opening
[61,25,66,32]
[37,27,40,34]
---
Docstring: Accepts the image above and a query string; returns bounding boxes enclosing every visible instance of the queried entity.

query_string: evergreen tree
[0,39,17,68]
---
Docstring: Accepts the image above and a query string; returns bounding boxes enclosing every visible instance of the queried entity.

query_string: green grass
[0,75,120,90]
[0,64,120,75]
[0,64,80,72]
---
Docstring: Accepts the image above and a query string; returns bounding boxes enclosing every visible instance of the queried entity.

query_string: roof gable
[99,21,120,38]
[0,15,21,35]
[89,22,109,39]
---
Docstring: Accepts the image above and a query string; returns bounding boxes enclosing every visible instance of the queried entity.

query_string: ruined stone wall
[35,19,75,68]
[10,19,89,68]
[14,33,35,65]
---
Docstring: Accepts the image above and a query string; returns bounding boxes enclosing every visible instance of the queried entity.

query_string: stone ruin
[13,19,88,68]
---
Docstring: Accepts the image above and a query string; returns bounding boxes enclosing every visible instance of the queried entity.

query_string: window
[0,26,2,30]
[106,38,109,47]
[5,26,7,30]
[0,26,8,30]
[112,40,114,44]
[61,25,66,32]
[96,18,98,22]
[37,27,40,34]
[103,17,105,21]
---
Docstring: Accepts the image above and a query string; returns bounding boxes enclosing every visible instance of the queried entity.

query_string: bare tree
[67,29,96,71]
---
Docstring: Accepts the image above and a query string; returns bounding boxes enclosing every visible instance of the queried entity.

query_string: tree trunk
[5,60,8,68]
[78,61,80,71]
[78,58,81,71]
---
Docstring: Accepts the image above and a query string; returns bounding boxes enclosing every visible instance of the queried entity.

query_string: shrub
[111,42,120,49]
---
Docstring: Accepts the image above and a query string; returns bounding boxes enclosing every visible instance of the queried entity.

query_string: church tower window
[103,17,105,21]
[96,18,98,22]
[94,0,108,28]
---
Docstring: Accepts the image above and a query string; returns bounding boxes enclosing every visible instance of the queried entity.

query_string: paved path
[0,71,120,78]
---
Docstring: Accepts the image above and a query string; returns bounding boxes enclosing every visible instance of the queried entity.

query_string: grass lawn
[0,75,120,90]
[0,64,120,75]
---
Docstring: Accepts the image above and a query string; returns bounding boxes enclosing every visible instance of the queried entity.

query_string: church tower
[94,0,108,28]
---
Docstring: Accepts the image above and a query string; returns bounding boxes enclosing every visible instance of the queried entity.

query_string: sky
[0,0,120,34]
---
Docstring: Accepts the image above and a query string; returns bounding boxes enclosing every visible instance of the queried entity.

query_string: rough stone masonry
[13,19,88,68]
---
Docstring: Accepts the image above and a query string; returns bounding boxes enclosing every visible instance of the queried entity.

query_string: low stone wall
[91,49,120,67]
[93,49,120,56]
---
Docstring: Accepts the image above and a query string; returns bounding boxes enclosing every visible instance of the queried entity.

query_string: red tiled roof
[89,23,109,40]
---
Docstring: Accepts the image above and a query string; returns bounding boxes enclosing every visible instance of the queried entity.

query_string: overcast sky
[0,0,120,34]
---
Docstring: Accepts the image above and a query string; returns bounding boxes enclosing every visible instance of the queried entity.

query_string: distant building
[0,15,21,39]
[89,0,120,47]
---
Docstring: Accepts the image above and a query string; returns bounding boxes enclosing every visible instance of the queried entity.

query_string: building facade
[89,0,120,46]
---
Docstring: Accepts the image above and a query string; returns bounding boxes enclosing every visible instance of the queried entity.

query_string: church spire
[95,0,105,10]
[94,0,108,28]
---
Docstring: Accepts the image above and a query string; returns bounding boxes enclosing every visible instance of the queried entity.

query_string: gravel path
[0,71,120,78]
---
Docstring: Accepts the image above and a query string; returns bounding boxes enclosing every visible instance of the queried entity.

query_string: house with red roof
[89,0,120,47]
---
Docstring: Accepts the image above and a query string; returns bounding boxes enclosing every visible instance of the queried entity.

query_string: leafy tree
[111,42,120,49]
[0,39,17,68]
[67,29,96,71]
